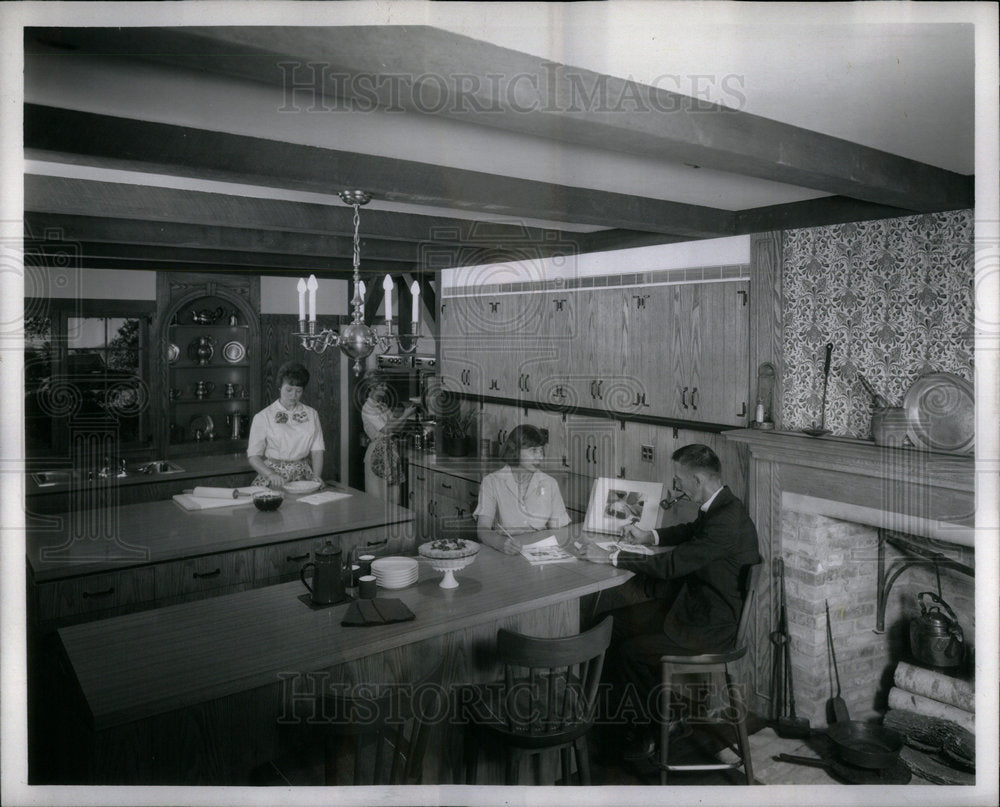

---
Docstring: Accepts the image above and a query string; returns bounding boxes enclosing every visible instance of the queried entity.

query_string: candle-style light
[297,277,307,328]
[383,274,394,323]
[292,190,422,375]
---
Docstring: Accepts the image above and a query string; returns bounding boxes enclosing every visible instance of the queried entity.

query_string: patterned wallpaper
[781,210,974,439]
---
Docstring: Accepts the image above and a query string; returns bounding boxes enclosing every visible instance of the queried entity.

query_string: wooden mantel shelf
[724,429,974,492]
[724,429,975,546]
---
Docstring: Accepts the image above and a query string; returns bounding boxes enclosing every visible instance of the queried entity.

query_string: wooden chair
[321,657,446,786]
[464,616,613,785]
[657,563,761,785]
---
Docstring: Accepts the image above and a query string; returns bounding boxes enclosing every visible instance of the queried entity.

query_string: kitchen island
[27,484,414,627]
[49,526,632,785]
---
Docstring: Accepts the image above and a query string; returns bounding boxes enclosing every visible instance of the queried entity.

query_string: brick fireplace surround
[724,430,975,726]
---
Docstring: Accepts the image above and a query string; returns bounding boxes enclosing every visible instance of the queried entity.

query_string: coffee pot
[194,335,215,365]
[909,591,965,668]
[300,541,347,605]
[226,413,248,440]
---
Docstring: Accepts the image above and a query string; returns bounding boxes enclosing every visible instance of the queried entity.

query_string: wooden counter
[26,485,414,628]
[51,533,632,784]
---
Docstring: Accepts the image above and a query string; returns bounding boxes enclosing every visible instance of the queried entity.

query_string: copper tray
[903,372,974,453]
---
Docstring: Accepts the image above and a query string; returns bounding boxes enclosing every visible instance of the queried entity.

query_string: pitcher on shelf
[194,335,215,365]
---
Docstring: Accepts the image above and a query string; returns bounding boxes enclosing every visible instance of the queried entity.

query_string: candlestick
[383,274,393,323]
[411,280,420,329]
[307,274,318,322]
[297,277,306,324]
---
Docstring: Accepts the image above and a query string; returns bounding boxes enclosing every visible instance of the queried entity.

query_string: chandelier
[294,190,420,375]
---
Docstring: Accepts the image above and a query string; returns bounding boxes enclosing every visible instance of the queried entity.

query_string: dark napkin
[341,597,415,627]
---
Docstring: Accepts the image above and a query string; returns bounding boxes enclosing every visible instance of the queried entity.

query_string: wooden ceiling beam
[25,105,734,238]
[23,174,583,247]
[28,26,973,212]
[24,212,420,265]
[734,196,919,234]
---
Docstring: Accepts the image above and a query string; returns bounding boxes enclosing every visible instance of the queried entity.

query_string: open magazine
[519,535,576,565]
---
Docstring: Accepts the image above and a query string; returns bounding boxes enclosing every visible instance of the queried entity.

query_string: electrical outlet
[641,444,655,463]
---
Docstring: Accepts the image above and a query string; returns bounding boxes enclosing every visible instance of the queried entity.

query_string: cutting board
[172,493,255,511]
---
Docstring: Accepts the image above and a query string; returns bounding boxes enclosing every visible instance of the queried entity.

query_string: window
[25,300,153,456]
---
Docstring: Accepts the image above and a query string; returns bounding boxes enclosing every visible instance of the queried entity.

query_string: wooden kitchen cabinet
[153,273,261,458]
[439,279,749,428]
[34,567,156,625]
[408,464,478,541]
[153,549,255,605]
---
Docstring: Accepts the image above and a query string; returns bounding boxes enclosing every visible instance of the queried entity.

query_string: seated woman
[474,424,571,554]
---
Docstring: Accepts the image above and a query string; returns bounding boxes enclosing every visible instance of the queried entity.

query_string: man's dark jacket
[615,486,760,652]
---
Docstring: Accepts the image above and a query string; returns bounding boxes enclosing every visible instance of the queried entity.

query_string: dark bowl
[253,492,284,512]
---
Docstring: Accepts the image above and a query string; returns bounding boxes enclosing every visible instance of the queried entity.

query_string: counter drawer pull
[285,552,310,562]
[440,482,452,489]
[193,568,222,580]
[82,587,115,599]
[366,539,388,548]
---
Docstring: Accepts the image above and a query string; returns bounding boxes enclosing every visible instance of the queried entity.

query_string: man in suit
[584,443,761,761]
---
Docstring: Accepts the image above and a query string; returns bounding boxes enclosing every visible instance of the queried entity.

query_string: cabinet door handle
[193,568,222,580]
[366,539,388,548]
[737,401,747,418]
[440,482,452,489]
[416,474,426,481]
[681,387,689,409]
[82,586,115,599]
[589,380,596,399]
[596,380,603,400]
[691,387,698,410]
[285,552,309,563]
[523,374,529,392]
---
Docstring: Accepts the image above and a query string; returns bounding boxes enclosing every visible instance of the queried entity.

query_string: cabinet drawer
[154,550,254,600]
[253,536,330,582]
[36,568,155,623]
[432,472,480,505]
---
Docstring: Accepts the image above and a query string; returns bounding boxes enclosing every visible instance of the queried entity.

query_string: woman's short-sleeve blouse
[247,400,325,461]
[473,466,571,532]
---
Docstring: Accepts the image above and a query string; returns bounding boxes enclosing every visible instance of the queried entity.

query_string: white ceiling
[15,1,980,231]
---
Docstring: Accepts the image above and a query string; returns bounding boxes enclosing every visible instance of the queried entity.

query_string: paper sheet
[595,541,655,555]
[298,490,353,506]
[520,535,575,564]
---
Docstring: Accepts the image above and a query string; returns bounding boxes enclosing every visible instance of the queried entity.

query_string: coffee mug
[357,554,376,577]
[358,575,377,599]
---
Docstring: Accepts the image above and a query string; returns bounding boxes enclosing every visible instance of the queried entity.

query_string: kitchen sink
[31,470,74,487]
[134,460,185,475]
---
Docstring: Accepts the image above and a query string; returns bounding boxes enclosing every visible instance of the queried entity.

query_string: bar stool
[463,616,613,785]
[657,563,760,785]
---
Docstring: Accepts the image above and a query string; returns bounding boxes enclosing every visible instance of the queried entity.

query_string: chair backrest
[494,616,613,737]
[734,563,762,650]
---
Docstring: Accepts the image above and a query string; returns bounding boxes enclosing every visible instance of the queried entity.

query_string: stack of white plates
[370,557,418,589]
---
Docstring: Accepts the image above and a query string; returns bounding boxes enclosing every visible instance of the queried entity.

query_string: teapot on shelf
[191,307,225,325]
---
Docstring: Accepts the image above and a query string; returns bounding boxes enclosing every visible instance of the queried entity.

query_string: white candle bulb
[359,280,366,300]
[411,280,420,328]
[296,277,306,323]
[307,274,318,322]
[383,274,394,322]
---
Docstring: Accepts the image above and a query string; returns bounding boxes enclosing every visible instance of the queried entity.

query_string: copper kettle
[909,591,965,667]
[300,541,347,605]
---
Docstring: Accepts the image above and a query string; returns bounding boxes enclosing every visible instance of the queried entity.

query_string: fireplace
[725,429,975,726]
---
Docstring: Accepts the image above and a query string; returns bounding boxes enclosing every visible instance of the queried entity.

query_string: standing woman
[362,373,416,503]
[474,424,570,554]
[247,362,325,488]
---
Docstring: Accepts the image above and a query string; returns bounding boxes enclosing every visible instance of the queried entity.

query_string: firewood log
[884,709,975,766]
[887,687,974,733]
[899,746,975,786]
[893,661,974,712]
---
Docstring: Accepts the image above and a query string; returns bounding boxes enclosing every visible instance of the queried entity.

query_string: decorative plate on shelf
[167,343,180,363]
[223,340,246,363]
[903,372,974,453]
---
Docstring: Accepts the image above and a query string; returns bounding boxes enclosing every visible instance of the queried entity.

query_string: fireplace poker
[775,558,811,738]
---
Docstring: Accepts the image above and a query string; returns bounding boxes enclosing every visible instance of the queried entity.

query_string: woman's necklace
[513,469,533,499]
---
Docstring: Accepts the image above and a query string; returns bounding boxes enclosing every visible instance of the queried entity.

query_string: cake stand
[418,543,480,589]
